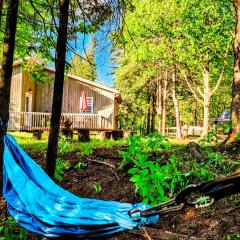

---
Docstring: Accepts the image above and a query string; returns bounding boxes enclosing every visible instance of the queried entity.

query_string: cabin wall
[21,70,37,112]
[8,65,22,130]
[65,78,115,129]
[34,71,116,129]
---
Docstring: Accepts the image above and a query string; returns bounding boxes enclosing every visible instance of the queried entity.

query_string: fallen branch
[85,157,116,169]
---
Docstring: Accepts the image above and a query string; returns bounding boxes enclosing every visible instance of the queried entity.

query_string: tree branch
[210,40,232,96]
[177,65,204,104]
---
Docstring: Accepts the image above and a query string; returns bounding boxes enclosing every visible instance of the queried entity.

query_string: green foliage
[77,148,93,156]
[237,133,240,141]
[58,137,74,154]
[118,133,170,170]
[199,122,232,146]
[92,182,102,193]
[11,132,126,154]
[54,158,71,181]
[23,58,54,84]
[119,134,187,205]
[70,34,97,81]
[114,0,234,130]
[75,161,87,170]
[128,154,187,205]
[0,217,29,240]
[226,232,240,239]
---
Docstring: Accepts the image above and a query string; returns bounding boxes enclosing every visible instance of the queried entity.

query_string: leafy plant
[77,148,93,156]
[58,136,74,154]
[75,161,87,170]
[0,217,29,240]
[54,157,71,181]
[237,133,240,141]
[118,133,170,170]
[92,182,102,193]
[226,231,240,239]
[128,154,186,205]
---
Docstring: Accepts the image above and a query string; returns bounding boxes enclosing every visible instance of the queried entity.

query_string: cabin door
[25,93,33,128]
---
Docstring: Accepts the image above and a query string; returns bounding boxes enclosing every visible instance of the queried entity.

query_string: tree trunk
[194,101,198,126]
[151,92,157,133]
[157,77,162,134]
[146,105,151,135]
[227,0,240,142]
[0,0,19,196]
[202,67,210,137]
[162,72,168,136]
[202,102,210,137]
[171,68,182,139]
[46,0,69,179]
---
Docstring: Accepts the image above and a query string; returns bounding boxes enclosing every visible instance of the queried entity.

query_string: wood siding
[8,65,22,130]
[21,70,36,112]
[8,66,118,130]
[35,70,116,129]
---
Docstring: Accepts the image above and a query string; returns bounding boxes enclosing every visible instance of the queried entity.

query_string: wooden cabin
[7,59,121,132]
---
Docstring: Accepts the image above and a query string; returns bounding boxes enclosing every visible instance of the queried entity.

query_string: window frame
[80,96,94,114]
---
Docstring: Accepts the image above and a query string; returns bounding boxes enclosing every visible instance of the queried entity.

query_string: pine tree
[70,33,97,81]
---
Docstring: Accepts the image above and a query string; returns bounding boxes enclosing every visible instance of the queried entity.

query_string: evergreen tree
[70,33,97,81]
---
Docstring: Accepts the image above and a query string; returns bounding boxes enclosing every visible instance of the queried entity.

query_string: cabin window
[80,97,94,114]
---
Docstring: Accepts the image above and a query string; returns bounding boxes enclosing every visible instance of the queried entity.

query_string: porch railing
[16,112,111,131]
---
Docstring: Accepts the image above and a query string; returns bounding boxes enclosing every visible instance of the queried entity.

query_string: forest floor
[1,133,240,240]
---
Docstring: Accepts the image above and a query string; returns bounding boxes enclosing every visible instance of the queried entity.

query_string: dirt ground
[1,146,240,240]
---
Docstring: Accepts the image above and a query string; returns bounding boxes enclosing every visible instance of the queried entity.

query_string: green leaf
[157,185,164,196]
[128,168,139,174]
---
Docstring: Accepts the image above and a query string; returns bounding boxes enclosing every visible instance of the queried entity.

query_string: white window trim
[80,96,94,114]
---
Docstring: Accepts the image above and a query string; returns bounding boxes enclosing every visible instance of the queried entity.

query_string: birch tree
[176,0,234,137]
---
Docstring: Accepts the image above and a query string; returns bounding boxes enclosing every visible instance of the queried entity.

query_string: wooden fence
[166,126,203,137]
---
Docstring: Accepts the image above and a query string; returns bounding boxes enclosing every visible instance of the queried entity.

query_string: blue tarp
[3,134,158,239]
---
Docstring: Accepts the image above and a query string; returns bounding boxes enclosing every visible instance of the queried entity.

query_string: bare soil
[1,146,240,240]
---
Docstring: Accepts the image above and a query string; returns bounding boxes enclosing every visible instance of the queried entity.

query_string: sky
[68,31,115,87]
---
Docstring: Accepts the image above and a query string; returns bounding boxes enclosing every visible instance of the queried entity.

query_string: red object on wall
[80,91,88,112]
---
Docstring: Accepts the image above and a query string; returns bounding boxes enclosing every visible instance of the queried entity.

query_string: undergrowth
[118,132,235,206]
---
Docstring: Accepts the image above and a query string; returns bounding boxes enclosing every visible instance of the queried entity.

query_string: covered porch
[8,112,114,131]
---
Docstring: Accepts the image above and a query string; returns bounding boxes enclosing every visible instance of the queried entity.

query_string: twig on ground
[143,227,152,240]
[85,157,116,169]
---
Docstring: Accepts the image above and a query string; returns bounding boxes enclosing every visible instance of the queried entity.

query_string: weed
[128,154,187,205]
[77,148,93,156]
[54,157,71,181]
[75,161,87,170]
[58,137,74,154]
[92,182,102,193]
[226,231,240,239]
[237,133,240,141]
[118,133,170,170]
[0,217,29,240]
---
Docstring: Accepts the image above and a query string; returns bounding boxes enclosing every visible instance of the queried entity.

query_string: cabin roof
[13,58,120,96]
